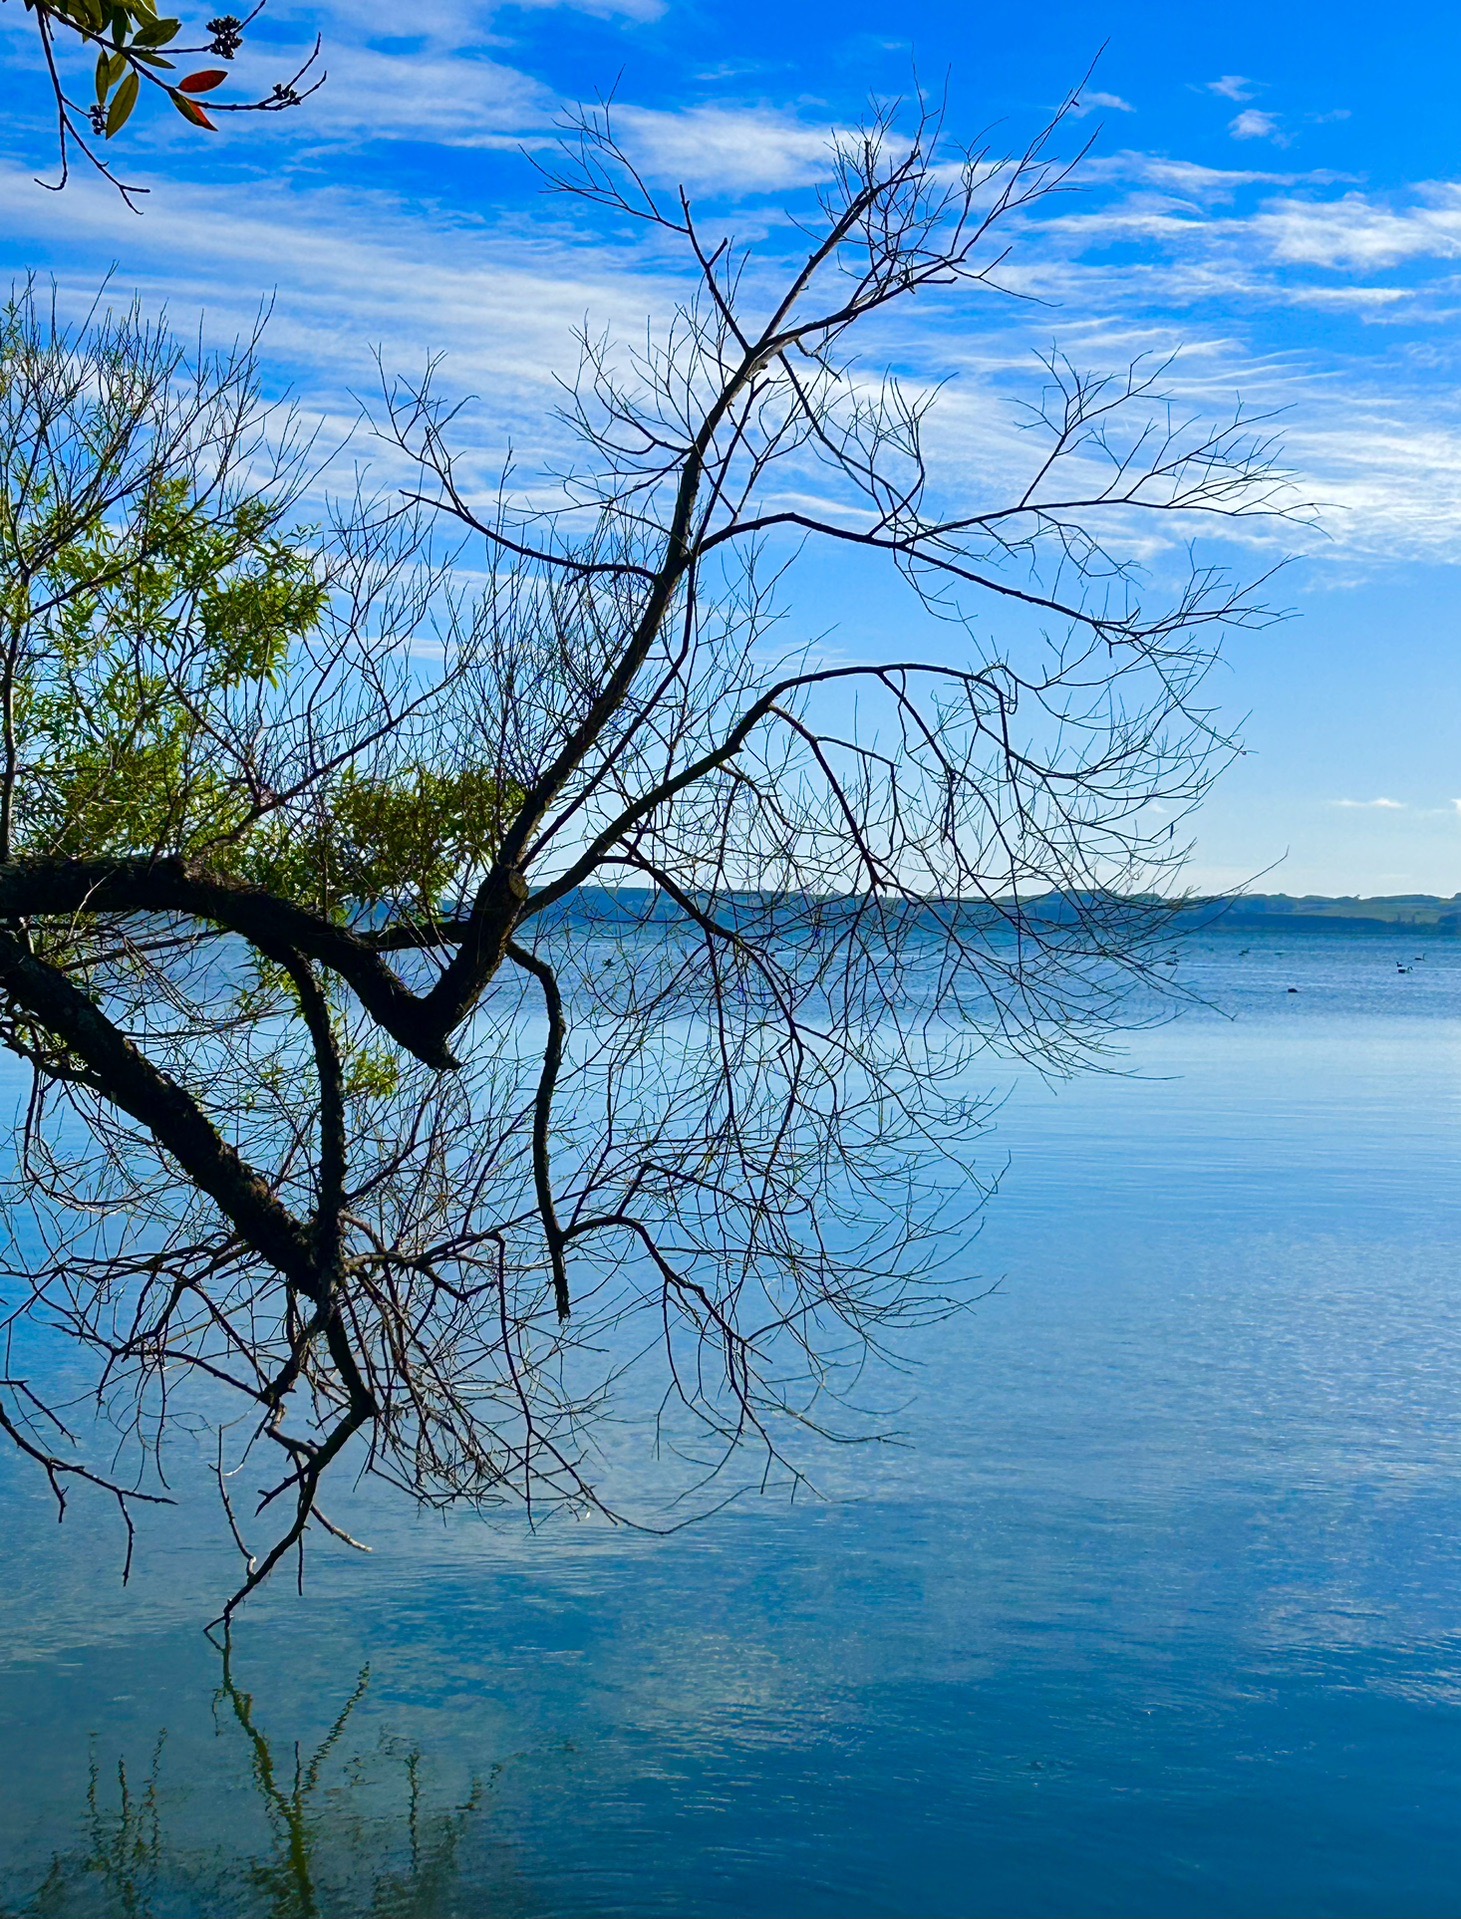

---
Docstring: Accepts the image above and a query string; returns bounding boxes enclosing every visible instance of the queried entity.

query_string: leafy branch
[18,0,322,206]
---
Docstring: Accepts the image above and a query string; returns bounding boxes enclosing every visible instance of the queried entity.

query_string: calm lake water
[2,928,1460,1917]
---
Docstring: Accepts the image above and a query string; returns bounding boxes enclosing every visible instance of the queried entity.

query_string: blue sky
[1,0,1458,895]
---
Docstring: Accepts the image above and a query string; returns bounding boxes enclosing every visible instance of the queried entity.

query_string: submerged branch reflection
[11,1645,495,1918]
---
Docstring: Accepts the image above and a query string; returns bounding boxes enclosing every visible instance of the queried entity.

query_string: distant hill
[541,885,1461,936]
[1183,894,1461,933]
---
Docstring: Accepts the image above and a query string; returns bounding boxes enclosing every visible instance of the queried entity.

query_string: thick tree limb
[506,940,569,1320]
[0,858,491,1067]
[0,927,318,1292]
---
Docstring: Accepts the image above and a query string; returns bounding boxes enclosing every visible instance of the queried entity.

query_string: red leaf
[179,68,227,93]
[170,90,217,128]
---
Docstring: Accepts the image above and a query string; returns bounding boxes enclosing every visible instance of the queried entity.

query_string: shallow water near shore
[2,927,1460,1918]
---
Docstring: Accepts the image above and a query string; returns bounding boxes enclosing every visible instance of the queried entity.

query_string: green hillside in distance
[1189,893,1461,932]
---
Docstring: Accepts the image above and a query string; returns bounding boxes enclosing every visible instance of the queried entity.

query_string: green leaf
[105,67,139,137]
[132,14,179,44]
[99,48,128,92]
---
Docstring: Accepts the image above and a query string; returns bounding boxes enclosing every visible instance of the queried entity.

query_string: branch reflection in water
[12,1640,496,1918]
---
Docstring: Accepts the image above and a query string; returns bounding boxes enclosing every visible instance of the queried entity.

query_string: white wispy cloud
[508,0,665,18]
[1331,798,1406,809]
[612,104,839,193]
[1071,90,1135,119]
[297,43,555,145]
[10,41,1461,575]
[1230,109,1284,144]
[1039,163,1461,305]
[0,163,674,455]
[983,169,1461,562]
[216,0,659,152]
[1255,187,1461,268]
[1207,76,1257,103]
[1084,153,1347,202]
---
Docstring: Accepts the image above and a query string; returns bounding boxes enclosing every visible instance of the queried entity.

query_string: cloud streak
[1230,109,1284,144]
[1071,90,1134,119]
[1255,187,1461,268]
[6,36,1461,570]
[611,103,840,192]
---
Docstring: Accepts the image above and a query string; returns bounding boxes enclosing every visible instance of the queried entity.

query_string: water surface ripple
[2,930,1459,1917]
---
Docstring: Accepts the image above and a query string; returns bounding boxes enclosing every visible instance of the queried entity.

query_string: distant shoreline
[542,885,1461,935]
[1182,893,1461,933]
